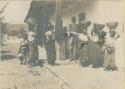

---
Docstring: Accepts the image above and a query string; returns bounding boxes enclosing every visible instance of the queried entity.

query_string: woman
[104,22,120,71]
[89,23,105,68]
[61,27,69,60]
[28,30,38,66]
[45,24,56,65]
[77,21,91,66]
[26,18,39,66]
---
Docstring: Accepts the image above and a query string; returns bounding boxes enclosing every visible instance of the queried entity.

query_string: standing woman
[61,27,69,60]
[26,18,39,66]
[45,24,56,65]
[89,23,105,68]
[78,21,91,67]
[104,22,120,71]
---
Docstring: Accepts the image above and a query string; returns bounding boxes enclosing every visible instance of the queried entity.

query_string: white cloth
[46,31,52,37]
[28,31,36,41]
[20,38,28,46]
[78,33,88,42]
[91,34,99,42]
[105,36,115,47]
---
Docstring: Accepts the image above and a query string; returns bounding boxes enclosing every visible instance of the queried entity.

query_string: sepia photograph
[0,0,125,89]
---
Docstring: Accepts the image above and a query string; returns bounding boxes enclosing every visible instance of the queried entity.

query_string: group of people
[17,12,120,71]
[18,18,56,66]
[62,13,120,71]
[18,18,39,67]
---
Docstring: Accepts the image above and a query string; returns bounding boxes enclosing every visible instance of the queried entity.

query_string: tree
[0,3,8,46]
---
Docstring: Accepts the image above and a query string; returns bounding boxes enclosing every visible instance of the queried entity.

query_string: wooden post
[55,0,62,61]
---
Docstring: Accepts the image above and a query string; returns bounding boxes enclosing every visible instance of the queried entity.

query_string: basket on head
[83,21,91,28]
[94,23,105,30]
[106,22,118,30]
[93,23,105,35]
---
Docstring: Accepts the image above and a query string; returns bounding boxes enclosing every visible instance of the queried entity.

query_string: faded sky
[0,0,31,24]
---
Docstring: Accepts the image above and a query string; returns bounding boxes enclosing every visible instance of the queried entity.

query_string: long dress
[78,33,89,66]
[45,31,56,65]
[61,31,69,60]
[88,34,104,67]
[28,31,38,65]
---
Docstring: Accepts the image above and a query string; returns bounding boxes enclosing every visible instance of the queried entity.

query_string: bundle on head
[93,23,105,35]
[83,21,91,28]
[94,23,105,30]
[106,22,118,30]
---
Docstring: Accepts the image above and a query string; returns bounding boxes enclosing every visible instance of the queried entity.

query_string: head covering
[83,21,91,28]
[93,23,105,34]
[106,22,118,31]
[94,23,105,30]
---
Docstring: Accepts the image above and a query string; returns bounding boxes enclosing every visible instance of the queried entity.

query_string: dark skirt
[45,40,56,65]
[78,42,89,66]
[88,41,104,67]
[28,41,39,64]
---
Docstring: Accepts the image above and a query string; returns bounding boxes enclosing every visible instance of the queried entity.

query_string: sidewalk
[46,61,125,89]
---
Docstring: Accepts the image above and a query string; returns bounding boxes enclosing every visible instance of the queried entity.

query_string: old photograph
[0,0,125,89]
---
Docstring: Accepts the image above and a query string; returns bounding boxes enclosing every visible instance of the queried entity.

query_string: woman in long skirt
[28,31,39,66]
[25,17,39,66]
[45,25,56,65]
[88,23,105,67]
[77,21,91,66]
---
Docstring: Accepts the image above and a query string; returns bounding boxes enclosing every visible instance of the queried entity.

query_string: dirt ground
[0,39,125,89]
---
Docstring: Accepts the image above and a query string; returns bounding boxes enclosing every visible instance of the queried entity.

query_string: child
[18,34,28,64]
[104,22,120,71]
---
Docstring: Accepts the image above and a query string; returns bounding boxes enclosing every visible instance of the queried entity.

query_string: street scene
[0,0,125,89]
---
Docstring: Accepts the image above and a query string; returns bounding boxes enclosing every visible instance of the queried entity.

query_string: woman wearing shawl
[89,23,106,67]
[78,21,91,66]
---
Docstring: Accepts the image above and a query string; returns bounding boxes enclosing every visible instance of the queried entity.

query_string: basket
[106,22,118,29]
[94,23,105,30]
[83,21,91,28]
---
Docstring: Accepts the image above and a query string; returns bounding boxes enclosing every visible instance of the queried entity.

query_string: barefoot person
[18,33,28,64]
[68,16,78,62]
[77,21,91,67]
[26,18,39,66]
[104,22,120,71]
[45,24,56,65]
[89,23,105,67]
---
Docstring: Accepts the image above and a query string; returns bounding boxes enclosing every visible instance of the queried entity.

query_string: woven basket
[106,22,118,29]
[83,21,91,28]
[94,23,105,30]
